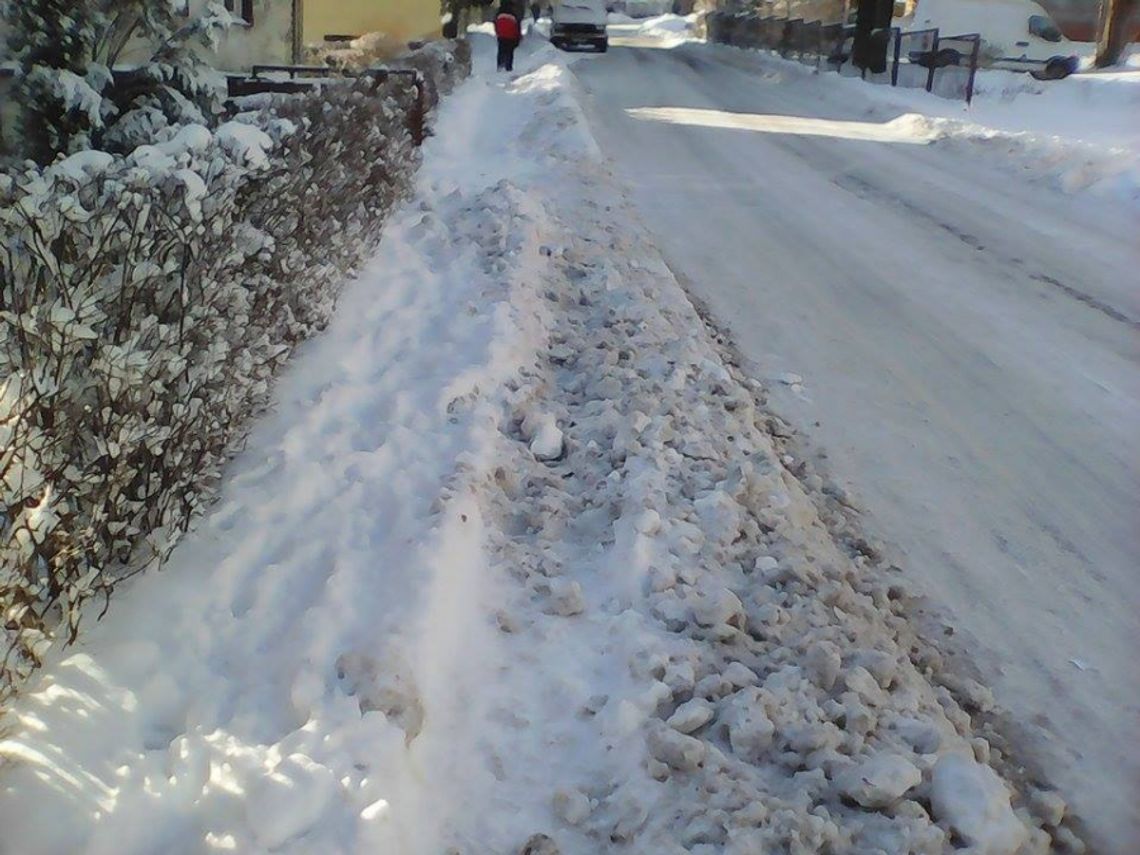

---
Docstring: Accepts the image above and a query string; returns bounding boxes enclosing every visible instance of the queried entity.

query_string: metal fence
[707,12,982,104]
[227,65,423,95]
[927,33,982,102]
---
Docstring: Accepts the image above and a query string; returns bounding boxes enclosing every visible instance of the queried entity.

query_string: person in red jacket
[494,3,522,72]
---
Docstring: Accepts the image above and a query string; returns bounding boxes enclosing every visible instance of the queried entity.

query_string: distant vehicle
[1038,0,1140,43]
[906,0,1079,79]
[551,0,609,52]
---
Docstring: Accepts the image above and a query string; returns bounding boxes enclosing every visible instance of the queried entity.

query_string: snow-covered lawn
[0,37,1078,854]
[823,63,1140,202]
[648,14,1139,203]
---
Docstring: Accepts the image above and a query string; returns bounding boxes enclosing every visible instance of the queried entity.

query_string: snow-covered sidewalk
[0,38,1079,854]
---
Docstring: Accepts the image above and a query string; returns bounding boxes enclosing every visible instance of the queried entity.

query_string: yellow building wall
[304,0,441,44]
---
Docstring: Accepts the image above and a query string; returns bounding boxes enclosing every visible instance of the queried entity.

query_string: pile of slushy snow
[0,36,1083,855]
[449,117,1078,854]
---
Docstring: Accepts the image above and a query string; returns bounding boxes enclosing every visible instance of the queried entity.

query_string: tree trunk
[1096,0,1138,68]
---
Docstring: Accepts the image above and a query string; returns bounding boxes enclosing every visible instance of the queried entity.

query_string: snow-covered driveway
[573,35,1139,851]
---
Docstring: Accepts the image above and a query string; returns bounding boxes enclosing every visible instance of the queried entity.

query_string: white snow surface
[214,121,276,169]
[0,34,1092,855]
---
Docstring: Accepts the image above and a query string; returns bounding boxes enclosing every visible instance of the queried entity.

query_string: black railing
[225,65,429,142]
[707,12,982,104]
[228,64,423,96]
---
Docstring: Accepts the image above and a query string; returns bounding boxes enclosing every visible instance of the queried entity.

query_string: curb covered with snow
[0,36,1085,854]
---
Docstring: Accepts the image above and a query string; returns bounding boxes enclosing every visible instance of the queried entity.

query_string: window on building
[225,0,254,25]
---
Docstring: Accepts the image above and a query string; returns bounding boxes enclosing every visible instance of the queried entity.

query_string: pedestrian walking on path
[495,4,523,72]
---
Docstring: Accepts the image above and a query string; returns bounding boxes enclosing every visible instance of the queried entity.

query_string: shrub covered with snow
[0,42,471,701]
[1,0,236,163]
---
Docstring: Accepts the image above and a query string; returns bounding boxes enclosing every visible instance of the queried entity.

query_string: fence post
[965,36,980,104]
[409,71,427,145]
[891,26,901,86]
[926,30,938,92]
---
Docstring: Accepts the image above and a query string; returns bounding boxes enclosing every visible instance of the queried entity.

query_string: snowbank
[852,67,1140,203]
[854,65,1140,150]
[705,42,1140,205]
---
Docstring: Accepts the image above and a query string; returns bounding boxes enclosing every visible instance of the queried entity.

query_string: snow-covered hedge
[0,43,470,701]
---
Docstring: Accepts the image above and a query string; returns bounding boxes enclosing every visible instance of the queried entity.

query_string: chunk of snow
[931,753,1029,854]
[721,662,759,688]
[547,578,585,616]
[806,641,842,691]
[633,508,661,535]
[528,414,564,461]
[130,145,176,174]
[666,698,714,734]
[360,799,389,822]
[552,789,592,826]
[691,586,745,630]
[721,688,776,759]
[1028,789,1067,828]
[836,754,922,808]
[647,725,705,772]
[844,666,886,706]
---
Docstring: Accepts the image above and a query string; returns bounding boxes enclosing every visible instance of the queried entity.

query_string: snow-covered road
[0,35,1092,855]
[573,34,1139,850]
